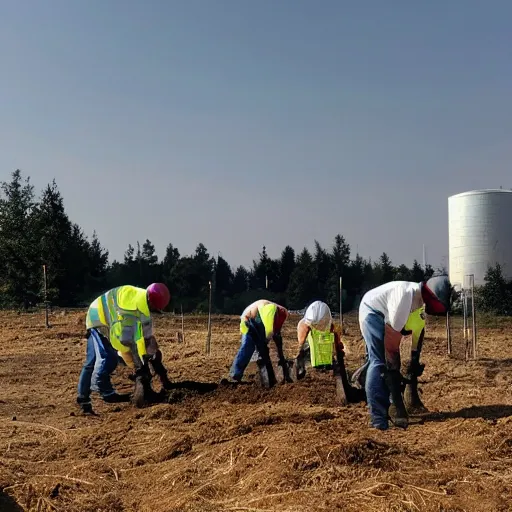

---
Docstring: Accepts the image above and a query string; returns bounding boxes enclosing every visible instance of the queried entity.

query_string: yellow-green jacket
[86,285,153,361]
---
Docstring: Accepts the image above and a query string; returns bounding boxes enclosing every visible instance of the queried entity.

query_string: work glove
[295,348,307,380]
[406,361,425,378]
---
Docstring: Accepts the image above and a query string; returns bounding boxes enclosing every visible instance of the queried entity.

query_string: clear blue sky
[1,1,511,271]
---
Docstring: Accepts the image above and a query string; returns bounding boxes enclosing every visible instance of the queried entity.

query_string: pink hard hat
[146,283,171,311]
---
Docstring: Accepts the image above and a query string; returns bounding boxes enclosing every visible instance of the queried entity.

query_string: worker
[351,304,428,412]
[358,275,452,431]
[294,300,365,404]
[228,299,290,387]
[76,283,171,414]
[294,300,342,380]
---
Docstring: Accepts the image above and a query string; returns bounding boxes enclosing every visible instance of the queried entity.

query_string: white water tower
[448,189,512,287]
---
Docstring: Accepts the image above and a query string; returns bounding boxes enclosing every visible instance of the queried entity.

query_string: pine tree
[232,266,250,294]
[374,252,395,285]
[0,170,39,307]
[213,255,233,310]
[313,241,331,300]
[276,246,295,293]
[287,248,317,309]
[410,260,425,282]
[479,264,512,315]
[395,264,412,281]
[34,180,75,305]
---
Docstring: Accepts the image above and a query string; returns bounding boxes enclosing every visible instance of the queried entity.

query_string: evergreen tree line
[476,264,512,316]
[1,170,443,313]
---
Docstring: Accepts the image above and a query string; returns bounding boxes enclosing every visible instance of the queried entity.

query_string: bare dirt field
[1,310,512,512]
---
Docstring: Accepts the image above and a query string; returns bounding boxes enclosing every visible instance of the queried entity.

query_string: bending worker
[294,300,365,404]
[351,304,428,413]
[229,299,290,387]
[76,283,172,414]
[294,300,342,380]
[358,275,452,431]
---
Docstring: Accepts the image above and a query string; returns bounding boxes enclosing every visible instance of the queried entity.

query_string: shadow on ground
[0,491,23,512]
[478,357,512,368]
[425,404,512,422]
[166,380,219,393]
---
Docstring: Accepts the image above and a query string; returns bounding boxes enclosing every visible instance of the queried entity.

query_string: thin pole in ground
[339,276,343,334]
[43,265,49,328]
[470,274,477,359]
[205,281,212,355]
[446,311,452,356]
[181,303,185,343]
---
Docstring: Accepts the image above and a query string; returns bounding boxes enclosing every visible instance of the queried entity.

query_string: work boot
[220,376,241,386]
[384,370,409,429]
[76,398,97,415]
[103,393,131,403]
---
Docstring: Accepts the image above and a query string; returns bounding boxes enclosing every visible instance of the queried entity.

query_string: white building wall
[448,189,512,287]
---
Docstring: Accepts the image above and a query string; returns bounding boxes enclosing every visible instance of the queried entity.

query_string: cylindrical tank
[448,189,512,287]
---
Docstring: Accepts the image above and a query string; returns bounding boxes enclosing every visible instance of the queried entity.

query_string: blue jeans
[360,304,389,430]
[77,329,118,403]
[230,319,266,381]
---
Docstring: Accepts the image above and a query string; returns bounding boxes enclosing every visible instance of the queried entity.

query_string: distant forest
[1,169,508,315]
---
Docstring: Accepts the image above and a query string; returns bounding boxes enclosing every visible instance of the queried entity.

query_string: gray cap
[425,275,452,310]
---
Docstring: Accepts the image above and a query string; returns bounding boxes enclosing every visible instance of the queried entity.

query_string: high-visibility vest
[307,325,335,367]
[404,306,426,348]
[240,303,278,338]
[86,285,151,358]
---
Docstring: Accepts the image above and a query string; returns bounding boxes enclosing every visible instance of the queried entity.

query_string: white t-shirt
[299,300,332,332]
[360,281,422,332]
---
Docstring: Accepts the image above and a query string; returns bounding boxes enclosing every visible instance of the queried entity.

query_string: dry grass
[0,310,512,511]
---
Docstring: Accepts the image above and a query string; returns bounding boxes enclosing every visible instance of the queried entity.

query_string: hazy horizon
[2,1,511,270]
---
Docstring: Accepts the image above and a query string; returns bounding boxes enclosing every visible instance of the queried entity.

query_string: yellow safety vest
[86,285,151,360]
[240,303,277,338]
[404,306,426,349]
[307,325,335,366]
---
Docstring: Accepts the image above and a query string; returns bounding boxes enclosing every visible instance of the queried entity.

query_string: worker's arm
[296,320,310,357]
[239,304,260,334]
[331,323,343,350]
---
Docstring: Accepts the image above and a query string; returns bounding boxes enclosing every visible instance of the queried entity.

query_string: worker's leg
[88,329,126,402]
[360,310,389,430]
[229,330,257,381]
[77,330,97,411]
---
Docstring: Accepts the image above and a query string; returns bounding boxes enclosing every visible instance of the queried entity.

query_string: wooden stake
[206,281,212,355]
[339,276,343,334]
[43,265,49,328]
[446,311,451,356]
[470,274,477,359]
[181,303,184,343]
